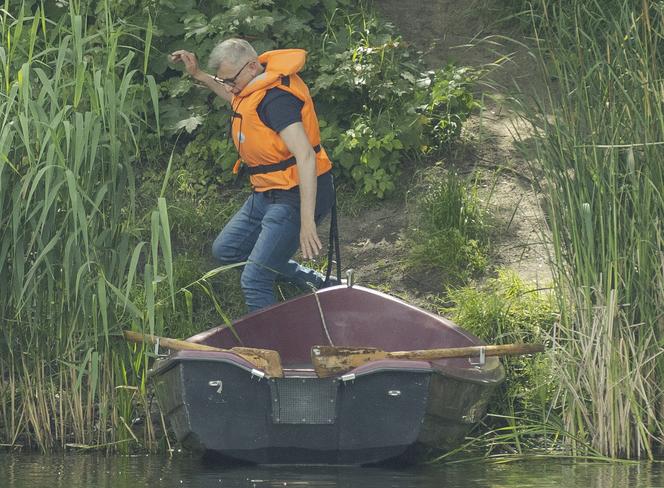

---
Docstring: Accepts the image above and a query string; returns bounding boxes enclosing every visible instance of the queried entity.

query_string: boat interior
[188,285,492,376]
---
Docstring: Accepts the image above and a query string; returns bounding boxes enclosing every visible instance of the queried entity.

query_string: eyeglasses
[213,61,251,87]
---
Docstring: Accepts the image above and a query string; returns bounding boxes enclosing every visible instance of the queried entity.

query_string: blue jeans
[212,176,334,312]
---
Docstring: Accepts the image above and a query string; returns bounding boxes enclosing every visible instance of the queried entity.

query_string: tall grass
[514,0,664,458]
[406,167,491,285]
[447,270,556,457]
[0,2,171,451]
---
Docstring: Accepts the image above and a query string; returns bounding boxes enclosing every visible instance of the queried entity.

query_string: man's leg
[211,193,265,265]
[241,198,335,311]
[240,201,301,311]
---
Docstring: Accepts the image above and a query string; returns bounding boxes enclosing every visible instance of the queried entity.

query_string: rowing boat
[150,284,505,464]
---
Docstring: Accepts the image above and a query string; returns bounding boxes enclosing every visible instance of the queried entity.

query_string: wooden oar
[311,343,545,378]
[123,331,283,378]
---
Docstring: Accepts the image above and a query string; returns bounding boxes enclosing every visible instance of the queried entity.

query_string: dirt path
[334,0,551,308]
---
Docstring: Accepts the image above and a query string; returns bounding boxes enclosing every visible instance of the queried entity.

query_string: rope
[312,287,334,346]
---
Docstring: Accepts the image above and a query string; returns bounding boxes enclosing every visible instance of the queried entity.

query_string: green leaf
[173,114,205,133]
[183,13,210,39]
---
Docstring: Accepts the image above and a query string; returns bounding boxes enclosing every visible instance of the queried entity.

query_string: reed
[0,2,170,451]
[513,0,664,458]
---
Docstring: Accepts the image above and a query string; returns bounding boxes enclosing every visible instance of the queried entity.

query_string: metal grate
[270,378,337,424]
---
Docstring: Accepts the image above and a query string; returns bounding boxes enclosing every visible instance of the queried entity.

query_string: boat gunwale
[148,350,258,378]
[149,351,505,385]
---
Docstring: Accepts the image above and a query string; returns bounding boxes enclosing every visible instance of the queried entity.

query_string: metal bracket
[346,269,354,288]
[469,346,486,366]
[208,380,223,394]
[251,369,266,380]
[153,338,169,357]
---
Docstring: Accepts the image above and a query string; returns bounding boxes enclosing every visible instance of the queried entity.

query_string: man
[170,39,336,312]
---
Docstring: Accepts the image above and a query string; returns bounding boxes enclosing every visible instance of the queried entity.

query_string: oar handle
[123,330,225,352]
[122,330,284,378]
[388,343,545,360]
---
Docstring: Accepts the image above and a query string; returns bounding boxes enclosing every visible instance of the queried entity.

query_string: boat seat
[282,363,317,378]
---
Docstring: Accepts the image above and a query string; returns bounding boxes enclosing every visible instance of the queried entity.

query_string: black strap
[323,182,341,287]
[245,144,322,175]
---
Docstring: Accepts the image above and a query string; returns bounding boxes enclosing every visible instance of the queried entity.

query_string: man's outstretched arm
[170,50,233,104]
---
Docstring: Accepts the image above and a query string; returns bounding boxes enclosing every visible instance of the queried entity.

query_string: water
[1,452,663,488]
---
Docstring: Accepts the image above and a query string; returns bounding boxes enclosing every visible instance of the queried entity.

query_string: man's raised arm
[170,50,233,104]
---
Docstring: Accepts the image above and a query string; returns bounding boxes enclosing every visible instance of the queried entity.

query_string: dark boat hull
[152,352,501,465]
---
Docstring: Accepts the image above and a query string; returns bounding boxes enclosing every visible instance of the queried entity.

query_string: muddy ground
[328,0,552,310]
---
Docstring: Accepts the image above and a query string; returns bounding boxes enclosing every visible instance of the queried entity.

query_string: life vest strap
[246,144,321,175]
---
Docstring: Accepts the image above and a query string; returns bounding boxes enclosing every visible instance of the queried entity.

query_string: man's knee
[211,237,238,264]
[240,262,275,290]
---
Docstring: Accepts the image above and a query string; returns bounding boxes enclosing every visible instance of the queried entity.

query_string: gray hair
[208,38,257,71]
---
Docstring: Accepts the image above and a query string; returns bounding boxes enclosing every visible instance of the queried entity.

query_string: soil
[330,0,552,310]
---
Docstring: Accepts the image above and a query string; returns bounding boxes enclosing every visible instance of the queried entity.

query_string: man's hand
[170,50,203,80]
[300,218,322,260]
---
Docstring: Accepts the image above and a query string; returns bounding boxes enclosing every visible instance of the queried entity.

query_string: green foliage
[136,166,250,328]
[406,169,490,284]
[333,113,404,197]
[140,0,477,198]
[315,25,423,196]
[448,270,556,419]
[418,66,481,152]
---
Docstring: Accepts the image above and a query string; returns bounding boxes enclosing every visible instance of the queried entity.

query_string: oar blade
[232,347,283,377]
[311,345,387,378]
[123,330,284,377]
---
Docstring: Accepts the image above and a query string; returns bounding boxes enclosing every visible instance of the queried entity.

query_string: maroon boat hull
[151,285,505,465]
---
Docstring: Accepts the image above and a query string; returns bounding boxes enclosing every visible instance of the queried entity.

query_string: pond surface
[1,452,663,488]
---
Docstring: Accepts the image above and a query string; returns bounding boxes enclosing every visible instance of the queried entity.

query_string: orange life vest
[230,49,333,192]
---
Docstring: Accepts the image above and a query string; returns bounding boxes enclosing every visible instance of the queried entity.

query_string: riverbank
[1,0,662,460]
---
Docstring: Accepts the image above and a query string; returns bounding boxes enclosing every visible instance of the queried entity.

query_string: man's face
[214,60,255,95]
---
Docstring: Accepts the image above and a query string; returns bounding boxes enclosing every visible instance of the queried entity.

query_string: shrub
[143,0,479,198]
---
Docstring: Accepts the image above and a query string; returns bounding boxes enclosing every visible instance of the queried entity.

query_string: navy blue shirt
[257,87,304,132]
[255,87,333,214]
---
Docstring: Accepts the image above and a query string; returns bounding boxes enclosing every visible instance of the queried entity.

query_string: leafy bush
[333,113,405,197]
[136,0,479,198]
[418,66,481,151]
